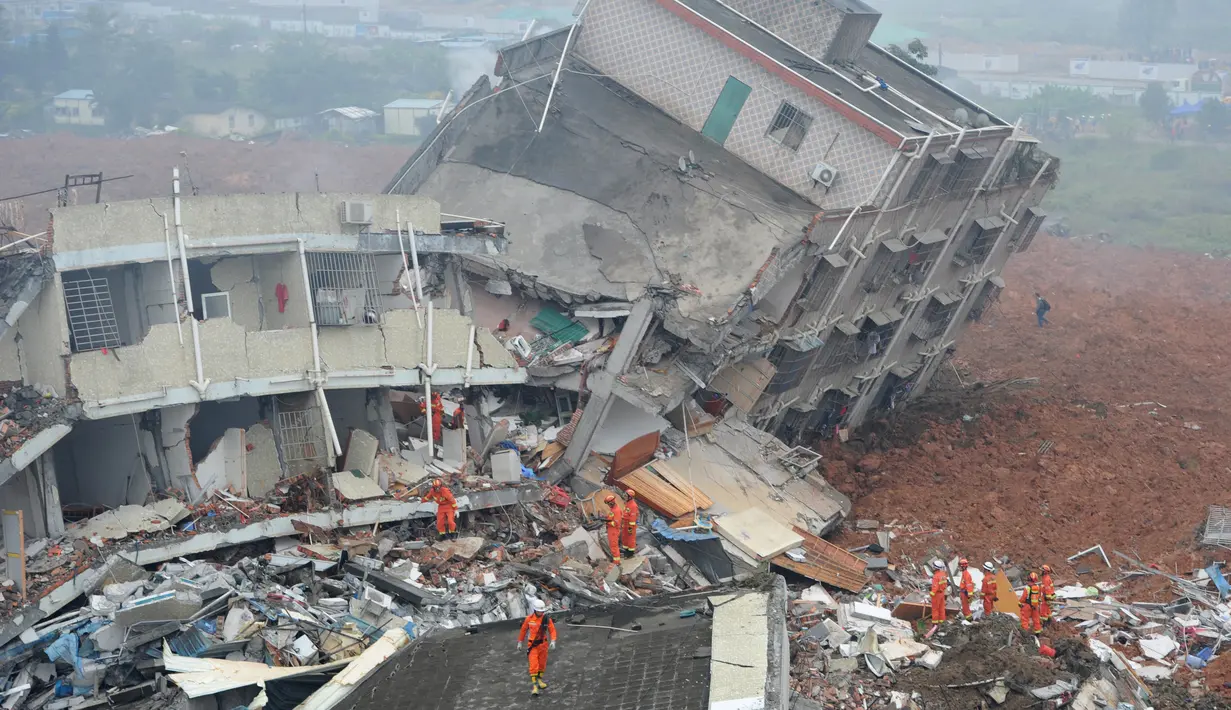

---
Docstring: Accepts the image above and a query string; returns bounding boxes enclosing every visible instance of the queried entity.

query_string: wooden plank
[2,509,26,598]
[619,468,692,518]
[770,526,868,592]
[643,461,713,509]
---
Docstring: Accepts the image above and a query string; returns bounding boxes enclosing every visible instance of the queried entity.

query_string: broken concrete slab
[440,426,466,466]
[331,470,386,502]
[713,508,804,561]
[194,428,247,502]
[113,591,202,629]
[245,422,281,498]
[490,449,521,483]
[150,498,191,526]
[559,527,604,563]
[341,430,379,481]
[432,536,485,560]
[378,451,430,488]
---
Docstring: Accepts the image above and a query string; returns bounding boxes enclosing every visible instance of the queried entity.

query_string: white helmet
[983,561,995,573]
[531,598,547,613]
[932,559,945,570]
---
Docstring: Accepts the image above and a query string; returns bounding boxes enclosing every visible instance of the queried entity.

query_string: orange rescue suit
[980,573,998,617]
[959,568,975,620]
[604,499,624,562]
[1019,583,1044,634]
[620,498,640,555]
[423,485,457,535]
[929,569,948,625]
[519,612,557,677]
[1040,572,1055,621]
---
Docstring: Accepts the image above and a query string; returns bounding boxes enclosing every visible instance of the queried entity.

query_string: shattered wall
[0,334,21,381]
[50,194,442,259]
[189,399,263,462]
[54,416,151,508]
[16,277,68,395]
[68,308,516,403]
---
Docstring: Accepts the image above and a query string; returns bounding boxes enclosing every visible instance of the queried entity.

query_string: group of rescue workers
[930,558,1058,634]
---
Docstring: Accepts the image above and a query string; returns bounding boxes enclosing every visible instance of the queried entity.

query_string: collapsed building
[386,0,1058,459]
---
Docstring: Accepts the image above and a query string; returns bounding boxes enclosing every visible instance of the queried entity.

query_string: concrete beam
[0,271,46,343]
[53,232,510,271]
[0,555,120,649]
[0,423,73,489]
[80,367,525,419]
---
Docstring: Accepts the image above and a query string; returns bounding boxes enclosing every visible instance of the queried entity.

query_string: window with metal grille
[942,146,988,195]
[815,331,861,375]
[764,344,819,395]
[63,276,122,352]
[861,241,910,292]
[306,251,383,326]
[968,281,1003,322]
[912,296,958,340]
[954,217,1004,265]
[905,152,955,204]
[277,409,327,463]
[798,255,846,311]
[1012,207,1046,253]
[765,101,813,151]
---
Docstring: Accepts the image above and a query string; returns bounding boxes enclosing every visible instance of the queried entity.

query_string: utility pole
[302,1,307,36]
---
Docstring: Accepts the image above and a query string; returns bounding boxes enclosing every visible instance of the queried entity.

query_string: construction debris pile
[0,384,77,459]
[781,521,1231,710]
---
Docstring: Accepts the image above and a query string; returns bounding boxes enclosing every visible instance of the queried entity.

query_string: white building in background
[384,99,447,137]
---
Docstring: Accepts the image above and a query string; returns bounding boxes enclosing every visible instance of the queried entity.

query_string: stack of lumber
[614,459,712,519]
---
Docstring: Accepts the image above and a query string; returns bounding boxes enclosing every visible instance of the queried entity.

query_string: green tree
[369,42,451,96]
[92,35,180,129]
[887,39,937,76]
[251,37,377,117]
[1139,82,1171,125]
[190,70,239,104]
[1117,0,1177,52]
[1198,99,1228,137]
[43,25,70,86]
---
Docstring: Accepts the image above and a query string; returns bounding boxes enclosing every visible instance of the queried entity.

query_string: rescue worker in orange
[929,559,948,626]
[958,558,975,621]
[517,598,557,695]
[620,488,640,560]
[422,478,457,539]
[1019,572,1044,635]
[420,392,444,443]
[1040,564,1056,623]
[980,561,998,618]
[603,493,624,563]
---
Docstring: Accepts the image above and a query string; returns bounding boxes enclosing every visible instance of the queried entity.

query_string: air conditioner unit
[341,200,373,225]
[201,292,231,320]
[810,162,839,188]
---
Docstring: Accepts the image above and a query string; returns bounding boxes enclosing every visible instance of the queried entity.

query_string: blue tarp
[1206,564,1230,599]
[1171,100,1206,116]
[651,518,718,541]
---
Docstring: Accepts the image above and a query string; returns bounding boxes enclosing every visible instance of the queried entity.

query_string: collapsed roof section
[387,32,820,332]
[0,253,52,342]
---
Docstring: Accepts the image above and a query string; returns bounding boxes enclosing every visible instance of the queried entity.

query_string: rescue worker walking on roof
[1020,572,1044,635]
[929,560,948,626]
[1040,564,1056,624]
[980,561,998,618]
[958,558,975,621]
[423,478,458,539]
[603,493,624,564]
[517,598,557,695]
[620,488,640,560]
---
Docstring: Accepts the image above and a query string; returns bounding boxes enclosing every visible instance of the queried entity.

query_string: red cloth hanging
[275,283,289,313]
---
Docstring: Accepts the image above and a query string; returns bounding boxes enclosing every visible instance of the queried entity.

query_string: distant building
[384,99,446,137]
[181,106,271,139]
[51,90,104,127]
[319,107,379,136]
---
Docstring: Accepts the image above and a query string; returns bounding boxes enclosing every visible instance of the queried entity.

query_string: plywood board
[993,569,1020,616]
[609,431,659,481]
[714,507,804,561]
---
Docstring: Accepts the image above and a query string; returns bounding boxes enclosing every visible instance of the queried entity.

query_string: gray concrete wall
[576,0,895,207]
[255,253,309,330]
[55,416,151,507]
[51,194,442,260]
[0,334,22,381]
[139,261,179,329]
[0,474,38,545]
[17,274,68,395]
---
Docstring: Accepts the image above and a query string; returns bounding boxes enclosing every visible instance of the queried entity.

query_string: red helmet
[1029,572,1039,582]
[604,494,617,504]
[959,558,969,568]
[1042,564,1052,574]
[625,489,636,499]
[431,478,443,488]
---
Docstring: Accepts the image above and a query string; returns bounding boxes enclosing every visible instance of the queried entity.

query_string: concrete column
[36,454,64,536]
[606,298,655,375]
[563,387,614,471]
[367,388,399,452]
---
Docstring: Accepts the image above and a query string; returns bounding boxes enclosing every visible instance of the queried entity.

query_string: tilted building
[387,0,1057,467]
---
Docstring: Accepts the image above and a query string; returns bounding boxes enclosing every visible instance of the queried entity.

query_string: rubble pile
[0,384,76,459]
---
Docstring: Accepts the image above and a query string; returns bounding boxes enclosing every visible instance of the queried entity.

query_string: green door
[701,77,752,145]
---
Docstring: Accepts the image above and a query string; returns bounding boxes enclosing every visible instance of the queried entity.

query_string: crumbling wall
[0,475,37,545]
[138,261,179,328]
[209,256,262,330]
[55,416,151,507]
[189,398,262,462]
[191,428,247,502]
[17,276,68,395]
[0,334,22,381]
[159,404,196,493]
[254,253,308,330]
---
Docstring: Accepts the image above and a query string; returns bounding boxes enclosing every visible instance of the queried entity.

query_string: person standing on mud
[1034,292,1052,328]
[929,560,948,627]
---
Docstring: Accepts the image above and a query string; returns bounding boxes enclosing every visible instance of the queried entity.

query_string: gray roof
[55,90,93,100]
[385,99,446,110]
[320,106,379,120]
[391,56,818,327]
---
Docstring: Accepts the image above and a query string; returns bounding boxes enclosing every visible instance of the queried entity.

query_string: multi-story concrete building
[0,186,522,541]
[387,0,1057,467]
